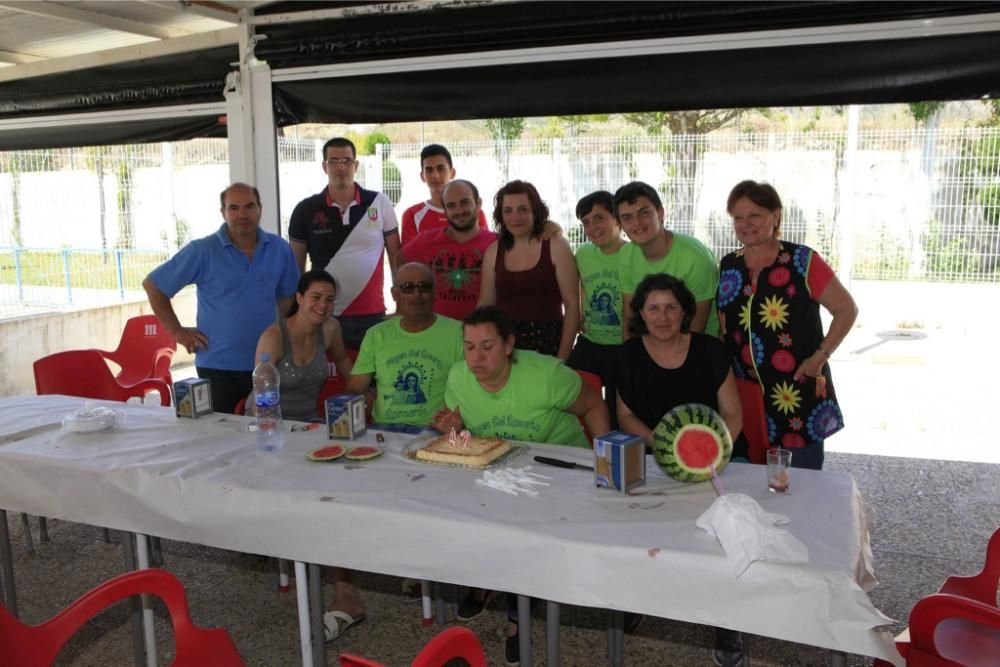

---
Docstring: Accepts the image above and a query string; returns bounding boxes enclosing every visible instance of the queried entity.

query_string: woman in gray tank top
[251,270,354,422]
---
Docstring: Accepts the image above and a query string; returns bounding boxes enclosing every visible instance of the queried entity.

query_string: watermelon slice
[345,445,383,461]
[652,403,733,482]
[306,444,347,462]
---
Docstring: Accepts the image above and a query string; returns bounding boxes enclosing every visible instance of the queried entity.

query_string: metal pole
[62,249,73,304]
[307,563,324,667]
[546,600,560,666]
[0,510,18,617]
[120,532,146,667]
[13,248,23,303]
[18,513,33,553]
[135,534,158,667]
[293,561,313,667]
[116,249,125,302]
[517,594,532,667]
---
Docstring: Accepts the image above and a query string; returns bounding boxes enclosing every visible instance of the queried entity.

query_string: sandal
[323,610,366,642]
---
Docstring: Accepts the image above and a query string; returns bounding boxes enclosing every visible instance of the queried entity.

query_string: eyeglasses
[396,281,434,294]
[325,157,355,166]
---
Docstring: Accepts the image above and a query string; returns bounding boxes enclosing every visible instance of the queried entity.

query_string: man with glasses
[346,262,463,428]
[400,179,497,320]
[289,137,402,349]
[316,262,463,643]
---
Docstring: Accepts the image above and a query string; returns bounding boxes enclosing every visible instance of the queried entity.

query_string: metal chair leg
[19,514,34,553]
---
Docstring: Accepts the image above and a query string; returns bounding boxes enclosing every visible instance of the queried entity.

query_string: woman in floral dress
[716,180,858,470]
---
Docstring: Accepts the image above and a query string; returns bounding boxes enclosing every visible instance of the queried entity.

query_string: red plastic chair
[735,378,770,464]
[340,626,486,667]
[0,568,245,667]
[34,349,171,406]
[97,315,177,387]
[874,526,1000,666]
[576,369,603,441]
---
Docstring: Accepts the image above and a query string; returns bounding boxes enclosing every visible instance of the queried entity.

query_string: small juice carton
[325,394,366,440]
[172,378,213,418]
[594,431,646,494]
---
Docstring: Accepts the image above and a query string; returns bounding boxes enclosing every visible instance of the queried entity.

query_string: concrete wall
[1,292,196,397]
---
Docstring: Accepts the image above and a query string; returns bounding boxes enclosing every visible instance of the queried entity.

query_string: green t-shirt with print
[575,242,626,344]
[352,315,463,426]
[444,350,587,448]
[618,233,720,336]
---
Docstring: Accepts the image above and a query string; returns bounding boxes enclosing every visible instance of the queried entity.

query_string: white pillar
[225,9,280,234]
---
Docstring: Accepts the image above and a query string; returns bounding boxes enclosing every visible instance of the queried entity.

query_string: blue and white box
[325,394,366,440]
[172,378,213,418]
[594,431,646,494]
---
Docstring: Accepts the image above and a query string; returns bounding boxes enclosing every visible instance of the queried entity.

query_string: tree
[485,117,526,181]
[623,109,746,234]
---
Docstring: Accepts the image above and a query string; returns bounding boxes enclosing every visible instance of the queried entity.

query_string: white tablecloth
[0,395,897,661]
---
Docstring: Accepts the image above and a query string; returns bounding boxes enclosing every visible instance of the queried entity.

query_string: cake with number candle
[416,428,511,467]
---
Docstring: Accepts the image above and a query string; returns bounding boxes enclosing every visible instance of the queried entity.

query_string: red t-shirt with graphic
[401,227,498,321]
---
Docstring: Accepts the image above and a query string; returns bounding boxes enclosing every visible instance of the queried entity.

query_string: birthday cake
[415,429,511,467]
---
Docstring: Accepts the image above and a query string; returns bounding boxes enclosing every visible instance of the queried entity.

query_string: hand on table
[431,406,464,434]
[174,327,208,354]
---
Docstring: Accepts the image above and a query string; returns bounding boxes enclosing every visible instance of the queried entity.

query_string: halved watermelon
[652,403,733,482]
[306,444,347,462]
[345,445,383,461]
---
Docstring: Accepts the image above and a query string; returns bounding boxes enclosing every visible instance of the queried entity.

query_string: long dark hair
[286,270,336,317]
[492,180,549,250]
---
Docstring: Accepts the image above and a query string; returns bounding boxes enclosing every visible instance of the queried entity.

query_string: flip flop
[323,609,367,642]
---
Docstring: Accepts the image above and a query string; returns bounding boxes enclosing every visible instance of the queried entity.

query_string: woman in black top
[616,273,743,453]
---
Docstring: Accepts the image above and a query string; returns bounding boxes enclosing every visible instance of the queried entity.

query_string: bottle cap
[260,353,270,362]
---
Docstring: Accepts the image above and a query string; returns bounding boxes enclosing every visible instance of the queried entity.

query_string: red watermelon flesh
[676,427,723,470]
[307,445,347,461]
[345,446,383,461]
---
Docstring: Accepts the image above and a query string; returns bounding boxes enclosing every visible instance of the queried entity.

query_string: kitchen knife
[534,455,594,471]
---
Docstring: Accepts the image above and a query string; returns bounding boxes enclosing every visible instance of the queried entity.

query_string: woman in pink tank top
[477,180,579,360]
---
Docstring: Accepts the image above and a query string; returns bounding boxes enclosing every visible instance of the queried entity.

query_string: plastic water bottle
[253,353,284,451]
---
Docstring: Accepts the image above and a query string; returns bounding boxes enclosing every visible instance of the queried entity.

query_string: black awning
[272,31,1000,124]
[0,1,998,148]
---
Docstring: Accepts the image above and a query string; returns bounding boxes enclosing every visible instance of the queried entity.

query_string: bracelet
[818,346,831,359]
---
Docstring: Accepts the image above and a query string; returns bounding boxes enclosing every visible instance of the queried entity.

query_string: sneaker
[456,589,493,621]
[713,628,745,667]
[504,627,519,666]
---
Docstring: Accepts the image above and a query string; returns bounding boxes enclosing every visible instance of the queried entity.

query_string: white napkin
[62,402,125,433]
[696,493,809,577]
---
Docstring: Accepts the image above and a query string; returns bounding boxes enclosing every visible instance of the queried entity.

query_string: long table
[0,395,899,664]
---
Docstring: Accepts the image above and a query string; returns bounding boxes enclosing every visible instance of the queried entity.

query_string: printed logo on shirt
[367,207,379,221]
[385,362,429,406]
[587,282,621,326]
[312,211,329,228]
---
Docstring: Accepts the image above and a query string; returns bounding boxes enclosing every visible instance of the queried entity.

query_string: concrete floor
[4,450,997,667]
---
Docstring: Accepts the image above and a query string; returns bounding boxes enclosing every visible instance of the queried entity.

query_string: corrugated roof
[0,1,270,78]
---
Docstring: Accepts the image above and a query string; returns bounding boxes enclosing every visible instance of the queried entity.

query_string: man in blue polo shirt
[143,182,300,413]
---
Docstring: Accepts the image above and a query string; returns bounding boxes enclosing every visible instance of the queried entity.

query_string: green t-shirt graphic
[575,242,626,344]
[352,316,463,426]
[445,350,587,448]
